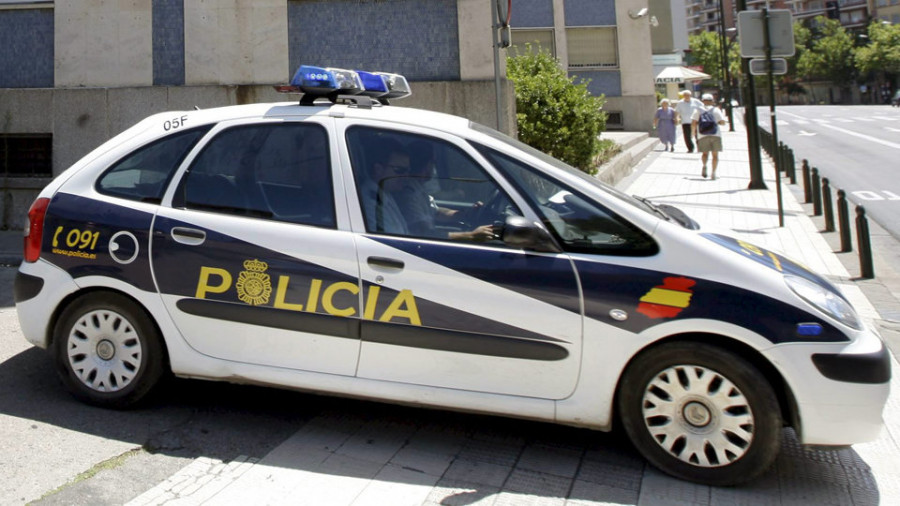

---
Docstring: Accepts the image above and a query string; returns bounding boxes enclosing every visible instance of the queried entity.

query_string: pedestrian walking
[691,93,727,180]
[674,90,703,153]
[653,99,677,152]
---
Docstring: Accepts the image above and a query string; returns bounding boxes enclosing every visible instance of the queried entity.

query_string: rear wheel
[53,292,165,408]
[618,342,781,486]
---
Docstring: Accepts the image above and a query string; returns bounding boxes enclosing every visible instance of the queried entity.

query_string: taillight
[24,197,50,263]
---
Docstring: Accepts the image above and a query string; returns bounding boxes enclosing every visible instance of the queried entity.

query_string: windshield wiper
[632,195,670,221]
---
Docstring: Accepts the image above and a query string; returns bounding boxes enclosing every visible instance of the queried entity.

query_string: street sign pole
[492,3,504,132]
[763,8,785,227]
[736,0,766,190]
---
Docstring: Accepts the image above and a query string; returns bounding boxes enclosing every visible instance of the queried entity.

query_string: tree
[687,31,741,88]
[796,17,856,89]
[778,21,812,102]
[507,46,607,174]
[855,20,900,88]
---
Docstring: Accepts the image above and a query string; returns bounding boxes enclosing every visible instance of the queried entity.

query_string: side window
[475,144,658,256]
[346,126,520,242]
[177,123,335,228]
[97,127,210,203]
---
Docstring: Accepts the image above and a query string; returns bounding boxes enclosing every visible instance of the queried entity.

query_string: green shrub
[507,47,607,174]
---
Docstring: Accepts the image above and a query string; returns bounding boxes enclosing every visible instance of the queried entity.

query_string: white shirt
[674,97,703,125]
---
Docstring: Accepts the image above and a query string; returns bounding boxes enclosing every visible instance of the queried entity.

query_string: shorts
[697,136,722,152]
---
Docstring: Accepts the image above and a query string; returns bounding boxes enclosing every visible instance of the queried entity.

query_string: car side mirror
[501,216,561,253]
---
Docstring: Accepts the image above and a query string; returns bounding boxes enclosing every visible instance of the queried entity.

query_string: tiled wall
[0,8,53,88]
[572,71,622,96]
[510,0,554,26]
[288,0,460,81]
[152,0,185,86]
[564,0,617,26]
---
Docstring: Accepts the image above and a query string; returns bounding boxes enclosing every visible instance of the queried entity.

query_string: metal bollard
[811,168,822,216]
[856,206,874,279]
[822,178,835,232]
[787,148,796,185]
[778,142,786,173]
[802,160,811,203]
[837,190,852,252]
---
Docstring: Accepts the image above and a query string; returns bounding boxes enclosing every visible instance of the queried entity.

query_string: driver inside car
[393,140,495,242]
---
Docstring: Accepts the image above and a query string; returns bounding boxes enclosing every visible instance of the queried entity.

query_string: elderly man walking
[674,90,703,153]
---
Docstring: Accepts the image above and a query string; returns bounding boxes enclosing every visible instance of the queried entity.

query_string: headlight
[784,275,861,330]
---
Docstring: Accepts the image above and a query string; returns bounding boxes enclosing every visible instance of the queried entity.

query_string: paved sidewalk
[7,122,900,505]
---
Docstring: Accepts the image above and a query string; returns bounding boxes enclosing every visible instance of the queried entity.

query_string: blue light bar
[356,71,389,98]
[277,65,411,103]
[290,65,337,93]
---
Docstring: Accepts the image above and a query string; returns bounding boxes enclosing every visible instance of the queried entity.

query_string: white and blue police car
[15,65,890,485]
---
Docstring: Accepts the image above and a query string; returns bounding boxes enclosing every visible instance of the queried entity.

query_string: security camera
[628,7,649,19]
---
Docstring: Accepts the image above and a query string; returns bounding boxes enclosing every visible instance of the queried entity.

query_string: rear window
[97,127,210,203]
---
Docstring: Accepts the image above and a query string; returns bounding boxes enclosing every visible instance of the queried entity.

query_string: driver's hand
[469,224,495,241]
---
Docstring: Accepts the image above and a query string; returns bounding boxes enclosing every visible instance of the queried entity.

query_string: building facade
[0,0,655,231]
[508,0,656,132]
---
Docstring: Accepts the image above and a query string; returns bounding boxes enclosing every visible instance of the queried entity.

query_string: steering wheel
[465,188,510,227]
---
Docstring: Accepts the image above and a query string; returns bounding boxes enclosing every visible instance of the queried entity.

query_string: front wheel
[618,342,782,486]
[53,292,166,408]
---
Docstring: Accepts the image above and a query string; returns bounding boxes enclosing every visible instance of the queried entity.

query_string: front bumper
[764,330,892,446]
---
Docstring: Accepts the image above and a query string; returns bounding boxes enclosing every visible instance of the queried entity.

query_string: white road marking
[818,123,900,149]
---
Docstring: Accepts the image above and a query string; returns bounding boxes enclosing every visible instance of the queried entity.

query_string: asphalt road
[756,104,900,240]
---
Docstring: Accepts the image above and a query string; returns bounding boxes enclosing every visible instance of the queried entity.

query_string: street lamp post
[735,0,766,190]
[716,1,735,131]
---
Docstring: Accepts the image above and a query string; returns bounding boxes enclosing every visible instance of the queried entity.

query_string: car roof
[166,100,474,137]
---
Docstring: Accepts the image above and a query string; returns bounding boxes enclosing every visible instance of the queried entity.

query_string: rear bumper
[15,260,79,349]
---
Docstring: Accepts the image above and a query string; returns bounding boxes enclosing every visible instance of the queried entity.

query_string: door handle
[171,227,206,246]
[367,256,404,271]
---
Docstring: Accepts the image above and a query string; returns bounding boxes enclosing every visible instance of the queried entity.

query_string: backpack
[698,108,717,135]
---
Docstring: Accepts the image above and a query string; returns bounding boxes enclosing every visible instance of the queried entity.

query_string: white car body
[14,96,890,484]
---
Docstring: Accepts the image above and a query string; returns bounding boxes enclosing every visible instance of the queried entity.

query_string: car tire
[618,342,781,486]
[53,292,166,408]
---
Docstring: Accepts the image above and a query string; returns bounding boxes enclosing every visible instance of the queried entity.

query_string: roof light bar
[275,65,411,104]
[375,72,411,99]
[356,71,390,98]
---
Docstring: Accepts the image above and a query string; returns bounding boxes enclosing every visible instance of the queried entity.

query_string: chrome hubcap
[67,309,143,392]
[96,340,116,360]
[641,364,755,468]
[683,401,712,427]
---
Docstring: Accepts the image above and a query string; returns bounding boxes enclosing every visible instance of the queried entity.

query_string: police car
[15,65,890,486]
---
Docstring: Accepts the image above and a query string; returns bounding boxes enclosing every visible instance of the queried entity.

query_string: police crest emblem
[236,259,272,306]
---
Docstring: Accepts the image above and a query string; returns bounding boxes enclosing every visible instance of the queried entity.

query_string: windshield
[469,122,662,218]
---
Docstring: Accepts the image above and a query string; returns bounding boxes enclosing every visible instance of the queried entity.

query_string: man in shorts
[691,93,727,180]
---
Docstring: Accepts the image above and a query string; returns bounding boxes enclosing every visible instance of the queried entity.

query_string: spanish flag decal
[637,276,696,319]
